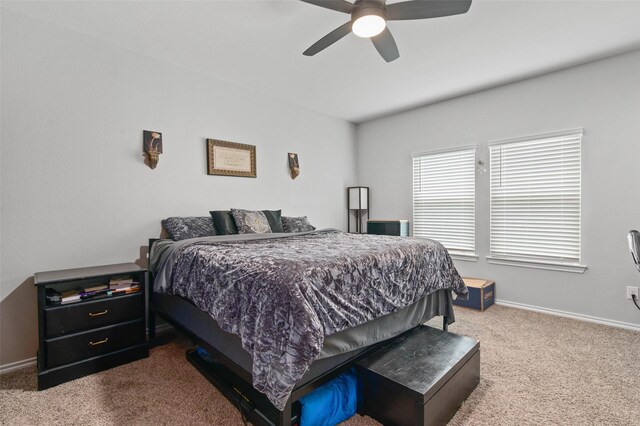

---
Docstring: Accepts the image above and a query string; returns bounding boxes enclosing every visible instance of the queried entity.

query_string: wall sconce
[348,186,369,233]
[143,130,163,169]
[288,153,300,179]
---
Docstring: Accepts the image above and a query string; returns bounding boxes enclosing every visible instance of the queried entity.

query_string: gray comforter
[153,229,467,410]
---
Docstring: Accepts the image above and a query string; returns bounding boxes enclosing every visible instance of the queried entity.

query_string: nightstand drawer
[45,319,144,369]
[45,293,143,337]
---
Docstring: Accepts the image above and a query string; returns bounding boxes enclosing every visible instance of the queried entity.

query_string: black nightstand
[367,220,410,236]
[34,263,149,390]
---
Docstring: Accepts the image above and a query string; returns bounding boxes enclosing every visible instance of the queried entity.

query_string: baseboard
[0,357,36,374]
[0,323,174,374]
[495,299,640,332]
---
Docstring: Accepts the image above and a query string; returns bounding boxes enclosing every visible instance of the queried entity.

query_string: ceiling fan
[300,0,472,62]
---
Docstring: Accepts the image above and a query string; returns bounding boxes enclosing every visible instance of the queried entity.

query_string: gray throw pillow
[161,217,217,241]
[231,209,272,234]
[282,216,316,233]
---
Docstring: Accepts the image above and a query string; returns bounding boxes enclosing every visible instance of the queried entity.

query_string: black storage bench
[357,325,480,426]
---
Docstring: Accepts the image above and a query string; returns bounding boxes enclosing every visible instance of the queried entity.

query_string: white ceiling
[4,0,640,123]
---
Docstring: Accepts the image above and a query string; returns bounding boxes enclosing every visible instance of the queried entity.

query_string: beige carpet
[2,305,640,425]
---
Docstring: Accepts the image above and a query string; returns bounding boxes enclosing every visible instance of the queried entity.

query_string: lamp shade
[348,187,369,210]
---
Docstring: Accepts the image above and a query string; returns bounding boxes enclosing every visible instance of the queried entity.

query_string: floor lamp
[348,186,369,233]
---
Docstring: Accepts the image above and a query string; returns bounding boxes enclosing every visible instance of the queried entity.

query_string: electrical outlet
[627,286,639,300]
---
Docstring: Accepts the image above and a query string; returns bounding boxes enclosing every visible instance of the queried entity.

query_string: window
[412,147,476,259]
[488,129,585,273]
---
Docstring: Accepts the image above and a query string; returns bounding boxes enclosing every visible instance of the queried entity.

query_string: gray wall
[3,6,640,369]
[0,10,356,366]
[358,49,640,328]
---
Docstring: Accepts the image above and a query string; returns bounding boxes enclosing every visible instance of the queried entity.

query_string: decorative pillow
[282,216,316,233]
[161,217,217,241]
[209,210,238,235]
[262,210,284,233]
[231,209,272,234]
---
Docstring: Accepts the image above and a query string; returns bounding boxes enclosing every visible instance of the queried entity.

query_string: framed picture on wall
[206,139,256,178]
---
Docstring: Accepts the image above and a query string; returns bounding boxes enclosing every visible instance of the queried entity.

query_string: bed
[148,229,467,425]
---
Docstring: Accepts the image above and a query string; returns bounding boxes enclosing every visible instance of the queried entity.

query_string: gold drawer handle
[88,338,109,346]
[88,309,108,317]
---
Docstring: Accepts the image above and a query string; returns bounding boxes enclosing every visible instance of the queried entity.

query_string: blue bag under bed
[195,346,358,426]
[299,368,358,426]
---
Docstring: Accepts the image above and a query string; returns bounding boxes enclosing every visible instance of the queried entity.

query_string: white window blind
[489,130,582,266]
[412,147,476,256]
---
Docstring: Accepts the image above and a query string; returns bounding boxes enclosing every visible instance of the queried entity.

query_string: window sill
[486,256,587,274]
[450,253,479,262]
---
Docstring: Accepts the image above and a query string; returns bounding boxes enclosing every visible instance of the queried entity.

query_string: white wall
[358,49,640,329]
[0,9,356,366]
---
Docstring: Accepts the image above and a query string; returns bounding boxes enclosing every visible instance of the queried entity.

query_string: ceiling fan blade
[386,0,472,20]
[303,22,352,56]
[371,27,399,62]
[299,0,355,14]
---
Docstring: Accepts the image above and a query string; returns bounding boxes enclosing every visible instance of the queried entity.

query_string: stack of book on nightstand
[79,283,110,300]
[109,276,141,295]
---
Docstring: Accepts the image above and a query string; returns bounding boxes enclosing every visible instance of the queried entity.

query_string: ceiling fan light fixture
[352,8,386,38]
[301,0,473,61]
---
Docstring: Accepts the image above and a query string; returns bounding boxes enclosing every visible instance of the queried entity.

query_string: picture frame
[206,139,256,178]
